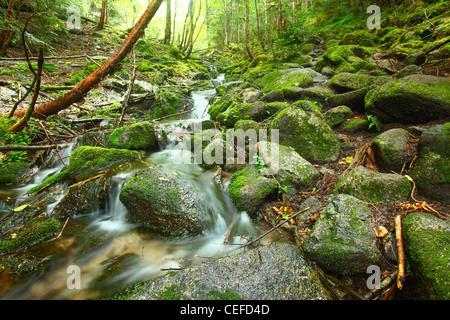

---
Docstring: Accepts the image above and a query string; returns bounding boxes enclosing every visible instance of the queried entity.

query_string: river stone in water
[302,194,380,275]
[131,242,331,300]
[119,166,216,238]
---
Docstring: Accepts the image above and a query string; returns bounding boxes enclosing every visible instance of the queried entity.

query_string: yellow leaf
[375,226,389,238]
[158,178,169,181]
[11,233,17,239]
[345,156,353,164]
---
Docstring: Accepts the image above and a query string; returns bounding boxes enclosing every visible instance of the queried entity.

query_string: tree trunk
[245,0,253,60]
[205,0,211,48]
[11,0,164,119]
[97,0,108,30]
[0,0,15,56]
[254,0,265,50]
[163,0,172,44]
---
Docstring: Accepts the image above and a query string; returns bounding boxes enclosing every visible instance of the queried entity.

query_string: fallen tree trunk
[11,0,164,119]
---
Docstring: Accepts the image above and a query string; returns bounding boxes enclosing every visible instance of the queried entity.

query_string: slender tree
[245,0,253,60]
[163,0,172,44]
[0,0,15,56]
[97,0,108,30]
[10,0,164,120]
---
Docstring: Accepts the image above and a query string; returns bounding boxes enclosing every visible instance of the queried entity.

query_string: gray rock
[242,88,263,104]
[303,194,380,275]
[324,105,353,127]
[0,86,18,101]
[131,242,331,300]
[398,65,423,78]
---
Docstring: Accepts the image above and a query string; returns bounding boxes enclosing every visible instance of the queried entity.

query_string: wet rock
[335,165,411,202]
[119,166,217,238]
[131,242,331,300]
[402,212,450,299]
[302,194,380,275]
[270,101,340,163]
[365,74,450,124]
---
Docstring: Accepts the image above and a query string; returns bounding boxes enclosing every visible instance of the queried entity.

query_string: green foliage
[367,114,382,131]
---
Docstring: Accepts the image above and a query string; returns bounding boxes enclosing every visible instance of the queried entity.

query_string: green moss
[69,146,140,180]
[208,94,233,120]
[207,289,242,300]
[315,45,374,74]
[27,168,73,194]
[0,216,60,255]
[254,69,314,93]
[0,161,28,185]
[217,102,252,128]
[156,284,183,300]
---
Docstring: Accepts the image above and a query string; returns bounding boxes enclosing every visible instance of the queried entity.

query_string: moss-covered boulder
[365,75,450,124]
[216,102,252,128]
[329,72,393,93]
[256,141,320,195]
[0,161,28,185]
[254,68,327,93]
[119,166,216,238]
[340,118,369,133]
[410,123,450,202]
[324,105,353,127]
[315,45,376,74]
[370,128,414,172]
[270,101,340,163]
[302,194,380,275]
[228,165,278,216]
[335,166,411,202]
[282,86,335,104]
[327,86,372,112]
[402,212,450,300]
[107,122,158,151]
[70,146,141,181]
[208,93,233,120]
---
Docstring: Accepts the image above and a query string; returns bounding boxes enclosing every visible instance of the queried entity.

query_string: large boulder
[335,166,411,202]
[402,212,450,300]
[302,194,380,275]
[410,123,450,202]
[270,101,340,163]
[365,75,450,124]
[315,45,376,74]
[131,242,331,300]
[119,166,217,238]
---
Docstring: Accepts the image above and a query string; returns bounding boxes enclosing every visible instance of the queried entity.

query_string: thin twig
[395,215,405,290]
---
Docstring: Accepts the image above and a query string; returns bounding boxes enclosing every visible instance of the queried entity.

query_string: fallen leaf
[13,204,30,212]
[375,226,389,238]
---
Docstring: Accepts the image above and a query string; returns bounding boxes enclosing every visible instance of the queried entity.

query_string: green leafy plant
[367,114,382,131]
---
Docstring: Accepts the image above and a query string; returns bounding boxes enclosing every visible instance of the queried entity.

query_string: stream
[0,73,259,300]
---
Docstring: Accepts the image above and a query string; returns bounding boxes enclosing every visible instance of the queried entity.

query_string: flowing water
[0,74,260,300]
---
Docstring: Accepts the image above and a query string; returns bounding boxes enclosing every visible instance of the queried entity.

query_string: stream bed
[0,75,262,300]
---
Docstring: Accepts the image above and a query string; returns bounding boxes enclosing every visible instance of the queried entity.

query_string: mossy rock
[208,94,233,120]
[315,45,375,74]
[402,212,450,300]
[216,102,252,128]
[107,122,158,151]
[119,166,216,238]
[335,165,411,202]
[324,105,353,127]
[302,194,380,275]
[340,118,369,133]
[365,74,450,124]
[329,72,394,93]
[327,86,372,112]
[270,101,340,163]
[228,165,278,216]
[0,216,60,255]
[0,161,28,185]
[253,68,325,93]
[370,128,414,172]
[70,146,140,181]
